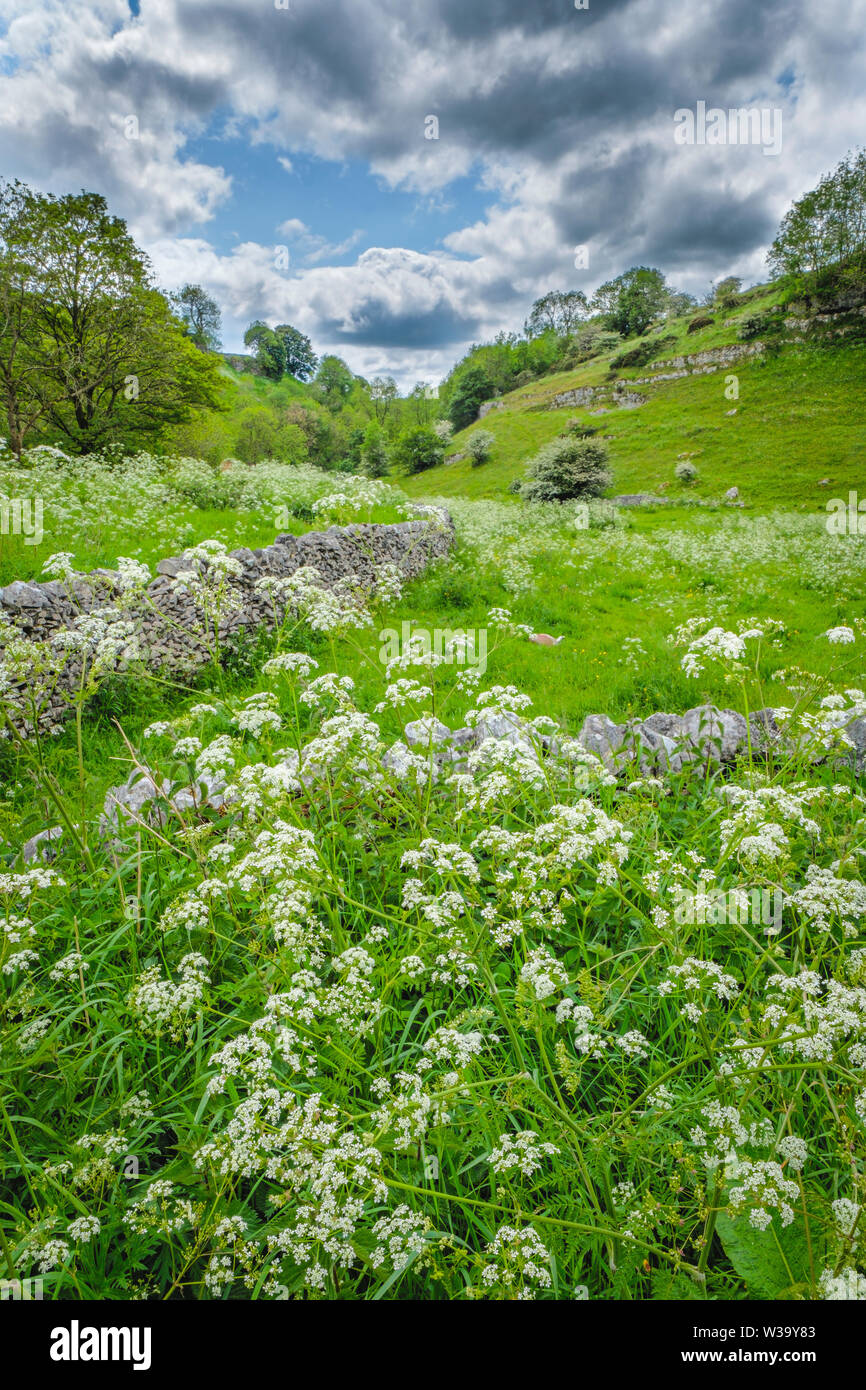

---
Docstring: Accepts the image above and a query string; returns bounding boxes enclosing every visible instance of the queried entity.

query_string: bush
[466,429,495,467]
[360,420,390,478]
[674,460,698,484]
[609,335,676,371]
[687,315,715,334]
[391,425,445,475]
[564,419,598,438]
[519,435,612,504]
[738,308,784,341]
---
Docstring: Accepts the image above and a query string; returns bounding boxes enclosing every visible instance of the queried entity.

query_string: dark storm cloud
[320,299,482,349]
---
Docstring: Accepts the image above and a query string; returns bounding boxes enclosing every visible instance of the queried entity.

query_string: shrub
[564,419,598,438]
[610,335,676,371]
[433,419,454,443]
[674,460,699,484]
[391,425,445,475]
[466,429,495,467]
[687,315,715,333]
[360,420,390,478]
[519,435,612,503]
[738,308,784,341]
[447,367,494,431]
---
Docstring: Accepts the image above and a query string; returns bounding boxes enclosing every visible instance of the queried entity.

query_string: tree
[0,181,47,455]
[370,375,398,424]
[234,405,277,463]
[409,381,435,425]
[391,425,445,475]
[519,435,612,503]
[174,283,222,351]
[360,419,390,477]
[275,323,317,381]
[243,321,318,382]
[525,290,589,338]
[447,366,493,431]
[591,267,669,336]
[664,290,698,319]
[243,321,284,380]
[768,149,866,294]
[713,276,743,308]
[0,184,219,454]
[314,354,354,408]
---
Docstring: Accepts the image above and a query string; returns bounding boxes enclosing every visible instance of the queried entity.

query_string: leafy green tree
[174,283,222,350]
[314,354,354,408]
[447,365,493,431]
[243,322,285,380]
[519,435,612,503]
[276,323,318,381]
[370,375,398,424]
[525,290,589,338]
[391,425,445,475]
[234,405,277,462]
[0,183,219,453]
[768,149,866,294]
[713,276,743,309]
[591,267,669,337]
[360,419,390,477]
[664,290,698,319]
[0,181,46,455]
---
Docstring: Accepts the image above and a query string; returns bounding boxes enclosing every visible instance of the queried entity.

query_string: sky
[0,0,864,389]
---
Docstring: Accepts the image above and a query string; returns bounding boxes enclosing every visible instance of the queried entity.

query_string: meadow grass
[0,459,864,1304]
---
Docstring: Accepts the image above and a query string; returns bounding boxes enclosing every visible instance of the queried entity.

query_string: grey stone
[681,704,748,762]
[2,580,49,608]
[578,714,626,770]
[21,825,64,863]
[404,717,452,749]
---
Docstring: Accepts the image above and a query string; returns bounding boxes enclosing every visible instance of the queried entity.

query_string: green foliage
[0,182,220,455]
[769,148,866,295]
[243,321,318,382]
[610,335,675,371]
[173,284,222,351]
[525,289,590,338]
[592,266,671,337]
[314,354,356,409]
[448,365,494,431]
[716,1207,820,1300]
[360,418,390,477]
[466,428,495,467]
[391,424,445,474]
[519,434,612,502]
[738,308,784,341]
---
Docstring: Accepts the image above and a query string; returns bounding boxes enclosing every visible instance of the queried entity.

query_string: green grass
[402,293,866,509]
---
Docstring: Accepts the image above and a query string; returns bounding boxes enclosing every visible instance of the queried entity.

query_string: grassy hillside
[404,288,866,509]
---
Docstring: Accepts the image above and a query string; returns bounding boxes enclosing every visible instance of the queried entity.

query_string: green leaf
[716,1206,822,1299]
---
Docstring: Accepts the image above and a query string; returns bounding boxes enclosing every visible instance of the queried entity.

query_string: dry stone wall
[0,512,455,730]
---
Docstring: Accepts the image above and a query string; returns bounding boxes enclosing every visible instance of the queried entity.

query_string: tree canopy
[0,181,220,454]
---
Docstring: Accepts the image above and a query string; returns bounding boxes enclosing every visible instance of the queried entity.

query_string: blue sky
[1,0,864,387]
